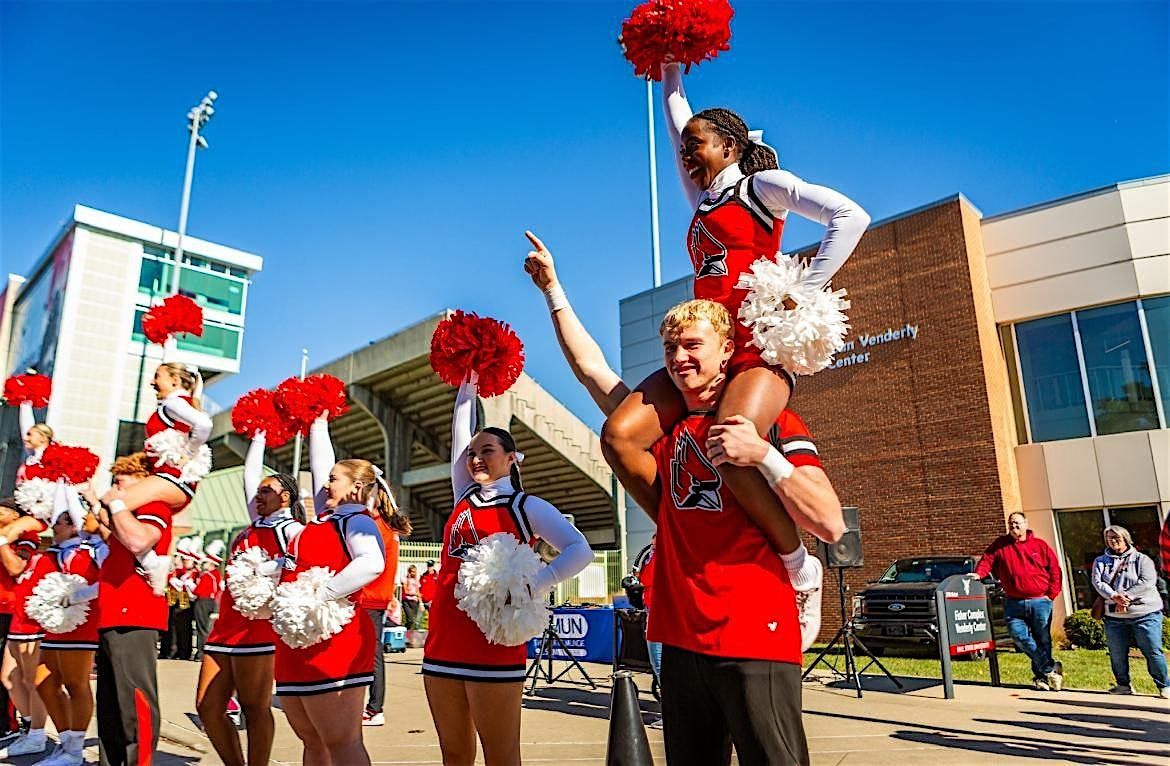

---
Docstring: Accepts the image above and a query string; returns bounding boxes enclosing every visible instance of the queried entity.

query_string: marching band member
[273,415,385,766]
[197,432,305,766]
[423,374,592,766]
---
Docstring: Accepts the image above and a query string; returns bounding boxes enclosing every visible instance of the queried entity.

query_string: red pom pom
[619,0,734,80]
[142,295,204,346]
[39,444,100,484]
[429,311,525,397]
[3,374,52,408]
[274,375,349,434]
[231,389,293,447]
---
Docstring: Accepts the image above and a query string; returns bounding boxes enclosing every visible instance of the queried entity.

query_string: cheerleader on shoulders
[15,400,54,487]
[423,374,593,766]
[274,414,385,766]
[196,431,305,766]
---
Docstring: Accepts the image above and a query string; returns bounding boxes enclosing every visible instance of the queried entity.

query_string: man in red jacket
[973,512,1063,691]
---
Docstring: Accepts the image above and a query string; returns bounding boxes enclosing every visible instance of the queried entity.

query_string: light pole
[646,79,662,288]
[170,90,218,295]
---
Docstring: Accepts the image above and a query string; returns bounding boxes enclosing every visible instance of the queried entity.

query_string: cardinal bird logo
[688,220,728,279]
[670,430,723,512]
[448,509,480,560]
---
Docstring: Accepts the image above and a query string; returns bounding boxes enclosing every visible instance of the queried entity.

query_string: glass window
[131,310,240,360]
[1055,510,1106,611]
[1106,506,1161,559]
[1015,314,1091,441]
[1077,302,1159,435]
[1141,295,1170,421]
[179,270,245,315]
[138,257,173,296]
[1000,325,1030,442]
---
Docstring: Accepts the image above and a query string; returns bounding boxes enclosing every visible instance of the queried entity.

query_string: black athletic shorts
[660,644,809,766]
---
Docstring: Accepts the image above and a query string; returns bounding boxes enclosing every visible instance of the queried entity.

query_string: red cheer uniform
[41,538,106,650]
[0,531,42,618]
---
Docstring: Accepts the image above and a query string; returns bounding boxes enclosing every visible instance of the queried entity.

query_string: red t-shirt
[646,409,822,665]
[419,570,438,603]
[357,514,399,610]
[0,531,43,615]
[193,569,221,600]
[98,500,173,631]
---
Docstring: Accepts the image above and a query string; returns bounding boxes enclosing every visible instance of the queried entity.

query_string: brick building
[620,176,1170,634]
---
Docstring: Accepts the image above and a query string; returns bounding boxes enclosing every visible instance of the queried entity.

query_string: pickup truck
[853,556,1009,658]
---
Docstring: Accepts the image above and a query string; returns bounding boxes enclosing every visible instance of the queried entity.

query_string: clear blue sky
[2,1,1167,431]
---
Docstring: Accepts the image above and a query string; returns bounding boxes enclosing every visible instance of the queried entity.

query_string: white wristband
[758,446,795,486]
[108,499,127,516]
[0,536,9,548]
[544,284,570,313]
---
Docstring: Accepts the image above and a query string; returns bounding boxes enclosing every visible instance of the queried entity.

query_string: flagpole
[290,348,309,474]
[646,78,662,288]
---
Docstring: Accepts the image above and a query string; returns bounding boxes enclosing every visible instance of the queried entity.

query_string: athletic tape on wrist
[108,499,127,515]
[544,285,569,313]
[758,447,795,485]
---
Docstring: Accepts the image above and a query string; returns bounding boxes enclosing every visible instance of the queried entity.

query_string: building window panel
[132,310,241,360]
[1055,509,1106,612]
[138,258,173,297]
[1076,302,1159,435]
[1141,295,1170,421]
[1015,314,1091,442]
[1105,506,1161,558]
[179,269,245,315]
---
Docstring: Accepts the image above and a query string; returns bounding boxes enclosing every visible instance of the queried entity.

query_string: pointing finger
[524,230,547,252]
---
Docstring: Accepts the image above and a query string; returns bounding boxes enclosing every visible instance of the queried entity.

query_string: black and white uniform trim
[419,657,529,683]
[696,176,782,233]
[274,672,378,696]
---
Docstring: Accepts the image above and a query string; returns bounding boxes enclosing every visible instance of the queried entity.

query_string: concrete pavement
[1,649,1165,765]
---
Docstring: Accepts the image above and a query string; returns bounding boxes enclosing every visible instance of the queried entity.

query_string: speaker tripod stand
[802,566,902,698]
[524,592,596,694]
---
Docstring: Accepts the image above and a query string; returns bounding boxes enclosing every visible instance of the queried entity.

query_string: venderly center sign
[827,322,920,370]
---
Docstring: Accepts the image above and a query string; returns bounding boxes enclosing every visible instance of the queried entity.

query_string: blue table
[526,606,614,664]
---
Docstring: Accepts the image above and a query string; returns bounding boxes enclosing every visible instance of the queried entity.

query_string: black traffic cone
[606,670,654,765]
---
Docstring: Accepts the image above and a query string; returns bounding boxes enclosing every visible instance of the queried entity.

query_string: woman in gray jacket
[1092,525,1168,697]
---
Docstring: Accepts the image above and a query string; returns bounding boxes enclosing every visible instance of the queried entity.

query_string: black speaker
[818,506,862,568]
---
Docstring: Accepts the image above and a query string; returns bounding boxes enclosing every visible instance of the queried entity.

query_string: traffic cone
[606,670,653,765]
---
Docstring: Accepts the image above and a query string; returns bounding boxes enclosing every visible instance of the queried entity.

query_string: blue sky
[2,1,1167,431]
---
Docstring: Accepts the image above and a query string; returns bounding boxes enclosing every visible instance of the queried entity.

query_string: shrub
[1064,609,1106,649]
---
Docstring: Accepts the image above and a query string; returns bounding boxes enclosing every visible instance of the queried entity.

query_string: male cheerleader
[525,234,844,765]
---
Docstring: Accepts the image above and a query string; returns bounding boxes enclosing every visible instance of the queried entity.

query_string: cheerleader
[273,415,385,766]
[30,484,105,766]
[196,432,305,766]
[102,361,211,524]
[423,375,592,766]
[16,400,53,486]
[0,498,47,759]
[357,495,411,727]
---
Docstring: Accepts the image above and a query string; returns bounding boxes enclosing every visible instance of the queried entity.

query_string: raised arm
[662,63,701,207]
[450,375,477,498]
[162,394,213,446]
[243,432,266,520]
[18,401,36,457]
[751,169,870,290]
[309,417,335,512]
[524,232,630,416]
[523,495,593,594]
[321,513,386,600]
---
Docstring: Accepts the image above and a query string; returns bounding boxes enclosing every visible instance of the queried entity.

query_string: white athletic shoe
[0,732,48,757]
[1159,687,1170,700]
[1046,670,1063,692]
[796,556,824,652]
[34,744,83,766]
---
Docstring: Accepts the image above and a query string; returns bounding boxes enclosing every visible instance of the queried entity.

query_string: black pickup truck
[853,556,1010,657]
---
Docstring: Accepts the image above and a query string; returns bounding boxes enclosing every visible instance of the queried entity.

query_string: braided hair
[692,108,778,175]
[270,472,307,524]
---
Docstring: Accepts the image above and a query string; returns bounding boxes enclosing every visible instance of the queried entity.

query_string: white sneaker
[795,557,823,652]
[1108,684,1133,695]
[1,733,48,757]
[1159,687,1170,699]
[361,710,384,726]
[1032,678,1050,691]
[34,744,83,766]
[1046,670,1063,692]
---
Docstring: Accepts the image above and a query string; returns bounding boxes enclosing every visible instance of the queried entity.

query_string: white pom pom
[455,533,549,646]
[26,572,90,634]
[15,477,55,522]
[226,547,277,620]
[271,567,355,649]
[144,428,213,482]
[735,255,851,375]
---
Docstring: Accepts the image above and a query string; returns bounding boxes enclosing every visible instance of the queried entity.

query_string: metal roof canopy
[208,313,617,546]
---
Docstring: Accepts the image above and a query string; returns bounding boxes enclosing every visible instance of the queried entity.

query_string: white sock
[27,727,45,740]
[64,730,84,754]
[780,546,821,591]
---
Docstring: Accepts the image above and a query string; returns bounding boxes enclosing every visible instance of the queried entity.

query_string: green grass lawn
[805,645,1164,696]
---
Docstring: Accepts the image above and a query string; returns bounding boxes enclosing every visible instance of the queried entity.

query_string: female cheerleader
[274,414,386,766]
[31,485,105,766]
[357,495,412,727]
[423,374,593,766]
[197,431,306,766]
[0,499,47,759]
[598,62,868,574]
[16,400,53,486]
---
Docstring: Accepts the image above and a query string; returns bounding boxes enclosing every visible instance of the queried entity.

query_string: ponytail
[693,107,779,175]
[159,362,204,410]
[478,426,524,491]
[272,472,307,524]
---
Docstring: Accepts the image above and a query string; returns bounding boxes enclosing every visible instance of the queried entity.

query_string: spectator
[418,560,438,615]
[1092,525,1168,698]
[1160,513,1170,579]
[401,565,422,630]
[973,512,1063,691]
[637,536,661,683]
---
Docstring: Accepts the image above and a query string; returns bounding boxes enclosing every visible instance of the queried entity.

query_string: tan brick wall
[793,198,1014,637]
